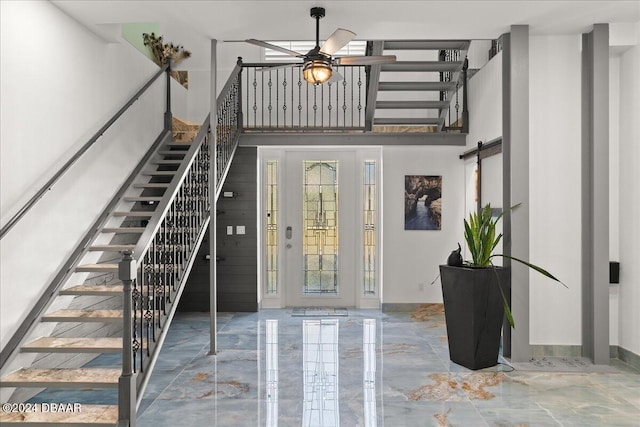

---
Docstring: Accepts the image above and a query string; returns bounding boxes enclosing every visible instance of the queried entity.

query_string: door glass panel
[363,161,376,295]
[303,161,338,294]
[265,161,278,294]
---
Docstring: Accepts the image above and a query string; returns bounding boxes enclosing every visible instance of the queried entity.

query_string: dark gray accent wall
[179,147,258,312]
[581,24,609,364]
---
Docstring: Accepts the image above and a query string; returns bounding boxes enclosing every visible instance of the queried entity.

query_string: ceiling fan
[246,6,396,85]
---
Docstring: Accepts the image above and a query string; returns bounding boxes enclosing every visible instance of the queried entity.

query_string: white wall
[382,146,465,303]
[616,26,640,355]
[0,1,164,348]
[464,51,503,260]
[529,35,583,346]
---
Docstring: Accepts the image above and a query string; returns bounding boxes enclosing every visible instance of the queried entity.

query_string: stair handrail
[0,61,172,240]
[118,60,244,426]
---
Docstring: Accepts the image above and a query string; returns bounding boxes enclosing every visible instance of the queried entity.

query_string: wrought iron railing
[118,59,243,426]
[241,62,366,131]
[438,49,468,133]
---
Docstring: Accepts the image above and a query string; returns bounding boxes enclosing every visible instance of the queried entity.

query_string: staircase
[0,62,243,426]
[367,40,469,132]
[0,135,204,426]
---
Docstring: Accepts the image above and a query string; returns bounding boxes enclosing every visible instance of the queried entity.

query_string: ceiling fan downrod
[310,7,325,49]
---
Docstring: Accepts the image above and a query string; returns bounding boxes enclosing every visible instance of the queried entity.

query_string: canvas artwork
[404,175,442,230]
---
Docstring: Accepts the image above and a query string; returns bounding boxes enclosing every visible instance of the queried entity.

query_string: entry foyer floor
[29,306,640,426]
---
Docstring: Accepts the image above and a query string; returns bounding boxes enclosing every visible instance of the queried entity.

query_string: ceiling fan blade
[320,28,356,56]
[334,55,397,66]
[256,63,302,72]
[327,71,344,84]
[245,39,304,57]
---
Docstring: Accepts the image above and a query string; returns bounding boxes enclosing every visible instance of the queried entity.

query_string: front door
[283,151,356,307]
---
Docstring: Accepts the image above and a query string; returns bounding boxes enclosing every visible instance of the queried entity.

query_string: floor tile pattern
[28,307,640,426]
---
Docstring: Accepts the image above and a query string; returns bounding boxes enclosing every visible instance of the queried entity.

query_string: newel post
[164,57,173,133]
[118,250,137,427]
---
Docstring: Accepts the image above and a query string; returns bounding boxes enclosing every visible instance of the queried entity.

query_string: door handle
[286,226,292,239]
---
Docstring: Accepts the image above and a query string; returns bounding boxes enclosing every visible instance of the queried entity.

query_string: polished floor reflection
[133,307,640,426]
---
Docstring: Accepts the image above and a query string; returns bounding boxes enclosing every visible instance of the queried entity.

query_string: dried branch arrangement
[142,32,191,67]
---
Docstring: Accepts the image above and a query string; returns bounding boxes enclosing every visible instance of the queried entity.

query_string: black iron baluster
[341,67,347,127]
[268,71,273,128]
[327,82,332,127]
[298,69,303,128]
[357,67,363,128]
[313,84,318,127]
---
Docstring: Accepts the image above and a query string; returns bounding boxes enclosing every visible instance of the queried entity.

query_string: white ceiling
[53,1,639,41]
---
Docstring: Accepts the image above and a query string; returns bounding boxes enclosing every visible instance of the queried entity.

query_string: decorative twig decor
[142,32,191,67]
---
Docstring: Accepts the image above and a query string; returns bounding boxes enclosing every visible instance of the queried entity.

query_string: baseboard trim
[529,345,582,357]
[611,345,640,371]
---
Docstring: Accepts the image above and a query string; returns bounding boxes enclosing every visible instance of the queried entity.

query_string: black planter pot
[439,265,510,370]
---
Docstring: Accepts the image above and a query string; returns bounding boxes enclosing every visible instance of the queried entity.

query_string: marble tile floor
[27,306,640,426]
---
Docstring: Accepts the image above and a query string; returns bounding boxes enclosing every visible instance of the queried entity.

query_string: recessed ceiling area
[52,1,639,41]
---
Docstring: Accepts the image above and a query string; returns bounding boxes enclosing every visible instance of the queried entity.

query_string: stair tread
[123,196,163,201]
[152,160,182,164]
[60,285,123,295]
[381,61,463,72]
[75,264,118,272]
[377,81,457,91]
[142,171,176,176]
[376,100,448,109]
[0,404,117,425]
[1,368,120,387]
[22,337,122,353]
[132,183,170,188]
[102,227,146,233]
[384,40,470,50]
[88,244,136,251]
[112,211,155,217]
[158,150,186,156]
[43,309,122,322]
[374,117,441,125]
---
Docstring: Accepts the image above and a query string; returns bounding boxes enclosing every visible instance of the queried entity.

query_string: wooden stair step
[376,100,449,109]
[123,196,162,202]
[60,285,123,296]
[152,160,182,165]
[383,40,470,51]
[381,61,463,72]
[88,244,136,252]
[101,227,145,233]
[132,183,170,188]
[158,150,186,156]
[42,310,122,323]
[0,368,120,388]
[0,404,117,426]
[142,171,176,176]
[112,211,155,217]
[21,337,123,353]
[374,117,440,125]
[75,264,118,273]
[377,81,457,91]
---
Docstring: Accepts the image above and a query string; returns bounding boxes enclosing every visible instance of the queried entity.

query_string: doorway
[260,147,381,309]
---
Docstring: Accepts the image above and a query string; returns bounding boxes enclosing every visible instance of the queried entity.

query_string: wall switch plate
[226,226,233,235]
[237,225,246,235]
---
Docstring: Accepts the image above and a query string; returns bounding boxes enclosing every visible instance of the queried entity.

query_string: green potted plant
[439,204,565,370]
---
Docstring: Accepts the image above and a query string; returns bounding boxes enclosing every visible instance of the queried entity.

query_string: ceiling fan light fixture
[303,58,332,85]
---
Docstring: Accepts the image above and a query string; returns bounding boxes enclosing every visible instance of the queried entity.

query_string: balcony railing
[241,63,367,131]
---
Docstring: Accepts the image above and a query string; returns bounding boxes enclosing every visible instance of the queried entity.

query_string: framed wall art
[404,175,442,230]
